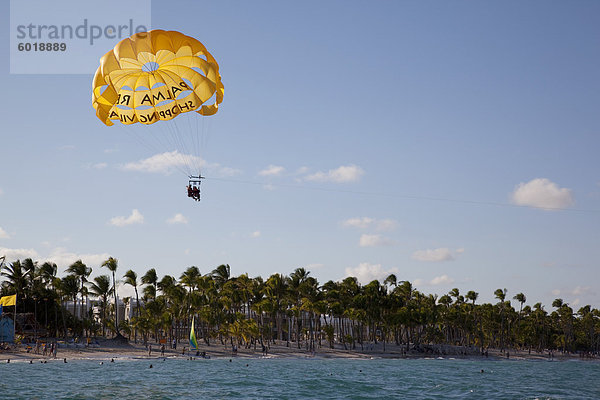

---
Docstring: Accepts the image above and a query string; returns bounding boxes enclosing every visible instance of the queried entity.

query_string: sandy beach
[0,339,592,363]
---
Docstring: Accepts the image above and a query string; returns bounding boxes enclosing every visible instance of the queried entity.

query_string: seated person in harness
[187,174,204,201]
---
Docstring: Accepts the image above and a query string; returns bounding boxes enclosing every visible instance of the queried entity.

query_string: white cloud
[375,219,398,232]
[109,209,144,227]
[0,227,10,239]
[551,289,561,296]
[572,298,581,307]
[259,165,285,177]
[572,286,591,296]
[122,151,203,174]
[167,213,188,225]
[0,246,111,268]
[414,274,455,287]
[342,217,397,232]
[304,165,365,183]
[250,231,261,238]
[45,247,111,269]
[342,217,374,229]
[359,234,394,247]
[344,262,398,285]
[511,178,574,210]
[86,162,108,170]
[430,274,454,285]
[0,247,39,261]
[412,248,461,262]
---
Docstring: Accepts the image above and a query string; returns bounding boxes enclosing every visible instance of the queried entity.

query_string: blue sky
[1,1,599,309]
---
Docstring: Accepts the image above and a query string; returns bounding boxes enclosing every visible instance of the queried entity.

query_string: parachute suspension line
[196,111,208,175]
[161,117,189,175]
[170,115,196,175]
[202,116,212,155]
[120,123,191,177]
[141,122,189,176]
[195,112,202,169]
[186,109,201,176]
[187,110,207,176]
[159,115,195,176]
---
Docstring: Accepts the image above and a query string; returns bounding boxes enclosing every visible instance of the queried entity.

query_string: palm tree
[384,274,397,289]
[38,262,58,334]
[552,298,575,352]
[39,262,57,287]
[179,266,202,345]
[67,260,92,320]
[494,288,508,350]
[289,268,310,347]
[180,266,201,293]
[465,291,478,305]
[263,273,288,344]
[60,274,80,336]
[514,293,526,317]
[123,269,141,342]
[141,268,158,301]
[158,275,177,294]
[22,258,38,297]
[464,290,481,350]
[88,275,112,336]
[211,264,231,290]
[235,273,254,319]
[102,257,120,336]
[1,260,28,307]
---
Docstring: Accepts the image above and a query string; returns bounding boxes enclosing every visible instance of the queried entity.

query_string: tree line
[1,257,599,354]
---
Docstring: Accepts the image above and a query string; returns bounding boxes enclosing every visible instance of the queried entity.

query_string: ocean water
[1,357,599,399]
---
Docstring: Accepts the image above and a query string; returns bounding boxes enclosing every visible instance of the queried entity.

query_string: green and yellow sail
[190,317,198,350]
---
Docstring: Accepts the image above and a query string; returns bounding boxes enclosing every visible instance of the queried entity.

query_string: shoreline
[1,340,596,363]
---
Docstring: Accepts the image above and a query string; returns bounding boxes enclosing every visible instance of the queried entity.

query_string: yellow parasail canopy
[92,30,224,126]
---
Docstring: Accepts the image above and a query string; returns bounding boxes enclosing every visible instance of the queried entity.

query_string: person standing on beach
[53,342,57,359]
[148,344,152,357]
[161,344,165,356]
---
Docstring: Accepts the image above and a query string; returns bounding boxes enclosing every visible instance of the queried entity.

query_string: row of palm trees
[1,257,599,354]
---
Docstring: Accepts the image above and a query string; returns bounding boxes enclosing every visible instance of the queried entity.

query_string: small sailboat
[190,317,198,351]
[190,317,210,359]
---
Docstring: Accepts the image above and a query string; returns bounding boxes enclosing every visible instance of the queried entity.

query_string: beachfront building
[124,298,143,321]
[92,299,126,323]
[63,299,93,320]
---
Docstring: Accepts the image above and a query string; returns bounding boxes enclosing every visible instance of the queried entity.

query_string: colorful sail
[190,317,198,350]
